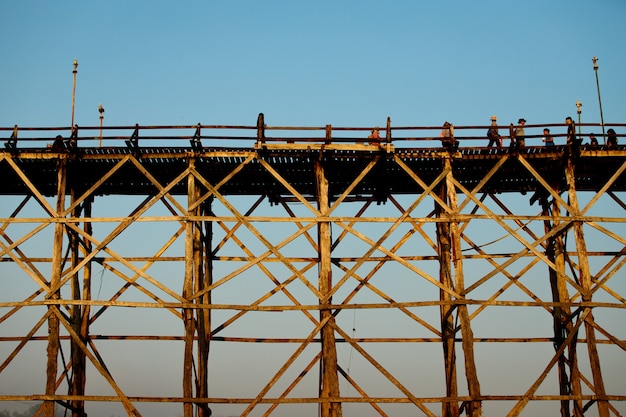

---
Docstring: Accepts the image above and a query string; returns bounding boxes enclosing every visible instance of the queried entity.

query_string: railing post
[257,113,265,145]
[385,117,391,150]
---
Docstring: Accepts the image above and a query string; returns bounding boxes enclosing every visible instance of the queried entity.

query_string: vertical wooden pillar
[70,192,92,417]
[183,159,196,417]
[444,157,482,416]
[565,158,609,417]
[45,158,67,416]
[315,158,342,417]
[543,196,581,417]
[436,173,458,417]
[183,163,212,417]
[80,198,93,415]
[196,196,213,417]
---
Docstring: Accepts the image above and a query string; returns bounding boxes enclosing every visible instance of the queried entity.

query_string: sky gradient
[1,1,625,131]
[1,1,625,417]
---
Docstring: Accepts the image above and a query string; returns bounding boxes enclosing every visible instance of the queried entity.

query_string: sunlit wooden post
[315,158,342,417]
[444,157,482,416]
[542,195,582,417]
[45,157,67,417]
[183,158,197,417]
[70,191,92,417]
[182,159,212,417]
[565,156,609,417]
[437,159,459,417]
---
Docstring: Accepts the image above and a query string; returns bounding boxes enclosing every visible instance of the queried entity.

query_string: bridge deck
[1,144,625,197]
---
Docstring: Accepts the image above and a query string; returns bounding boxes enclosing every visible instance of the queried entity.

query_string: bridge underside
[1,144,625,417]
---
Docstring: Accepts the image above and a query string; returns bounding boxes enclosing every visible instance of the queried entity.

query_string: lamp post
[592,56,606,144]
[71,59,78,128]
[576,100,582,139]
[98,104,105,147]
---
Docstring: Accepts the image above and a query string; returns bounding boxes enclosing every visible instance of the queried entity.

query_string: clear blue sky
[1,0,625,130]
[1,2,625,417]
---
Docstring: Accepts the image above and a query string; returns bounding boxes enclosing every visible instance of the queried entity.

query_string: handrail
[1,121,624,149]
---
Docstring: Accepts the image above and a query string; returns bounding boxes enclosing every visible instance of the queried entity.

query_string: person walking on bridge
[565,116,582,154]
[486,115,502,148]
[565,116,577,145]
[512,118,526,151]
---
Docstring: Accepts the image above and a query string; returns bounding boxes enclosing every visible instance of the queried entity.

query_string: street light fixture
[71,59,78,128]
[592,56,606,144]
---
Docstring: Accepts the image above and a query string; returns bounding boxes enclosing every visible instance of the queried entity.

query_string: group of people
[485,116,618,151]
[371,119,619,151]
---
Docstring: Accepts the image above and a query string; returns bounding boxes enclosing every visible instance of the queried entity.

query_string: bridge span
[1,120,625,417]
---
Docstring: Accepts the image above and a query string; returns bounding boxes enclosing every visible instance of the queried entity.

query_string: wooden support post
[437,176,459,417]
[45,158,67,417]
[444,157,482,417]
[183,164,212,417]
[70,191,92,417]
[565,158,609,417]
[196,196,213,417]
[315,158,342,417]
[79,197,93,415]
[183,159,196,417]
[70,189,82,416]
[543,195,581,417]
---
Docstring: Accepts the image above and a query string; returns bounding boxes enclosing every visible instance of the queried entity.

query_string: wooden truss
[0,141,625,417]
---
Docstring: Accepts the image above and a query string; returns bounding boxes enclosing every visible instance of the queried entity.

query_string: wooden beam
[315,158,342,417]
[446,157,482,417]
[183,158,196,417]
[566,157,609,417]
[44,158,66,417]
[437,159,459,417]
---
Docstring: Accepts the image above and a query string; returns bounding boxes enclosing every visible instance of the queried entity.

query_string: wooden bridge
[1,119,625,417]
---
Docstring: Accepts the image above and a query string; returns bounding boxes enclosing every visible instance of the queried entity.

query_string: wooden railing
[1,117,624,149]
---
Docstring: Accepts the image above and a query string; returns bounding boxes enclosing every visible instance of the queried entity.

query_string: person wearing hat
[486,115,502,148]
[513,118,526,151]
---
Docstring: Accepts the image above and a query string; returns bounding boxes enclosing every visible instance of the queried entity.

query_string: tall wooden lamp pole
[71,59,78,128]
[592,56,606,144]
